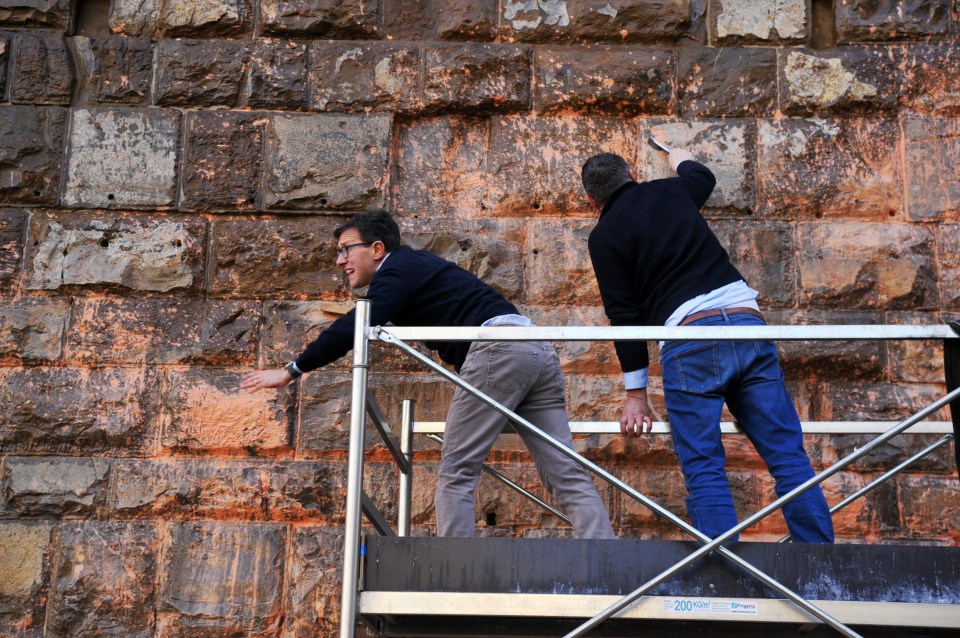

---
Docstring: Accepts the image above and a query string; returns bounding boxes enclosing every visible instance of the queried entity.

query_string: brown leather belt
[679,306,764,326]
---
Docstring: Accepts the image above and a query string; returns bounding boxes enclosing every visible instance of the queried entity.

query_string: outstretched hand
[240,368,294,393]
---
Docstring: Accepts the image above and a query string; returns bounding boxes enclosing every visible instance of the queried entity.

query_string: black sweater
[294,245,518,373]
[588,161,745,374]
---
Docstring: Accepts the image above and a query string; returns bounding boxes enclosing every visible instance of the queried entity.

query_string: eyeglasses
[336,242,373,259]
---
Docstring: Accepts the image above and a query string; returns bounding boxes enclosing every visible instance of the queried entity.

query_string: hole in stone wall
[100,238,109,247]
[485,512,497,527]
[320,198,328,205]
[75,0,112,38]
[107,193,115,200]
[810,0,836,50]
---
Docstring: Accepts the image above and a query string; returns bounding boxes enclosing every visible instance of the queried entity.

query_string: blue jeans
[661,312,834,543]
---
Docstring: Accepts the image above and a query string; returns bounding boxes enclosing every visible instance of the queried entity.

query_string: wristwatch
[284,361,303,379]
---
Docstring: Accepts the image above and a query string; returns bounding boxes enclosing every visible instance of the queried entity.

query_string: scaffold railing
[339,299,960,638]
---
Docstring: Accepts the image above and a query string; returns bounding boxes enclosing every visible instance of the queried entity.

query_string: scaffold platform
[358,537,960,637]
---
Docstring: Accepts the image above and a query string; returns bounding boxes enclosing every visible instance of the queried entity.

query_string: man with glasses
[242,209,615,539]
[579,149,833,544]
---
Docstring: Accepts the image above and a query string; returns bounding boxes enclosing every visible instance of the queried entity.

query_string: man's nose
[336,252,347,266]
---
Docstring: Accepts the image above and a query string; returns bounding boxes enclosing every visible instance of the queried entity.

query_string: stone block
[615,466,694,539]
[710,0,808,44]
[108,459,269,519]
[0,34,7,97]
[522,304,619,376]
[826,431,954,476]
[566,373,668,424]
[764,309,887,382]
[159,0,253,37]
[180,111,264,212]
[67,298,257,365]
[836,0,950,42]
[45,521,160,638]
[63,108,180,209]
[406,218,525,300]
[263,114,390,210]
[0,522,53,638]
[939,224,960,310]
[485,115,637,216]
[523,217,600,306]
[884,312,946,384]
[0,209,25,291]
[383,0,497,40]
[709,220,794,306]
[0,367,161,456]
[0,0,71,29]
[900,44,960,115]
[499,0,690,44]
[796,221,937,310]
[534,46,674,115]
[904,118,960,221]
[812,380,948,422]
[642,119,755,213]
[0,298,70,363]
[246,39,308,110]
[108,0,159,36]
[70,36,152,105]
[26,212,205,293]
[161,369,294,454]
[0,106,67,206]
[264,461,348,521]
[422,43,531,114]
[154,39,246,107]
[261,300,353,369]
[392,116,487,219]
[209,217,345,298]
[2,457,110,517]
[9,31,71,105]
[677,44,776,118]
[472,462,562,531]
[286,526,343,638]
[899,474,960,542]
[299,372,455,456]
[157,522,286,636]
[779,47,899,116]
[309,41,419,112]
[259,0,382,37]
[757,118,901,218]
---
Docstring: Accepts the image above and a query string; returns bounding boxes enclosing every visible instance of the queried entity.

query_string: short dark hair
[334,209,401,252]
[581,153,632,207]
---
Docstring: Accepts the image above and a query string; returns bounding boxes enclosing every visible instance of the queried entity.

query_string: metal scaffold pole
[339,299,371,638]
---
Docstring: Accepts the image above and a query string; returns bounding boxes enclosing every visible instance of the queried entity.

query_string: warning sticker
[662,598,759,616]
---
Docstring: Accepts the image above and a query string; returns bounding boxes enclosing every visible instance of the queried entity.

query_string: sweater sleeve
[588,233,650,374]
[675,160,717,209]
[294,256,415,373]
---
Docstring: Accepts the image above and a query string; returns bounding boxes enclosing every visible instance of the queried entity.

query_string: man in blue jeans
[241,209,615,539]
[580,148,833,543]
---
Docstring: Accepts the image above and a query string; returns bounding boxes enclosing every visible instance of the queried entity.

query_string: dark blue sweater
[588,161,745,374]
[295,245,518,373]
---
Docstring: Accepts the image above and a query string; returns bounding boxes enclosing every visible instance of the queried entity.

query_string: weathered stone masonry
[1,0,959,635]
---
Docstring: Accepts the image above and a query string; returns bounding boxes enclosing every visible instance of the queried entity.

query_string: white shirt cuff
[624,368,648,390]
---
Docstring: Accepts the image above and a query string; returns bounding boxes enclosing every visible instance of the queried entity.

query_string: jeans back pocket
[664,341,722,394]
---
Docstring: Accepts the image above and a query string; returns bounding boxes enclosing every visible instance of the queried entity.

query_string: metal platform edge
[358,591,960,628]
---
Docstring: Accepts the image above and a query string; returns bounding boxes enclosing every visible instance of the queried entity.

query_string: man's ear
[585,193,601,211]
[372,240,387,260]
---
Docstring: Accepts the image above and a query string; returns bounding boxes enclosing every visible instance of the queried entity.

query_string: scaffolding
[340,299,960,638]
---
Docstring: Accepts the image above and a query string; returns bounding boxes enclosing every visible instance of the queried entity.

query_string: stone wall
[2,0,960,635]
